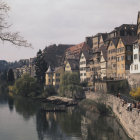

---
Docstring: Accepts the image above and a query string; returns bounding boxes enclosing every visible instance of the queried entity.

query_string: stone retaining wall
[86,92,140,140]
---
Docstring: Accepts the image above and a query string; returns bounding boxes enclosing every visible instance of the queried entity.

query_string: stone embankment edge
[86,92,139,140]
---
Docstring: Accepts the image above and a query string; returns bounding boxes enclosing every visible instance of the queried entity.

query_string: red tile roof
[65,42,90,59]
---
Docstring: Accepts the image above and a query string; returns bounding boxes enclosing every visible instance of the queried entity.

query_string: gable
[117,38,125,48]
[99,36,104,44]
[108,40,116,50]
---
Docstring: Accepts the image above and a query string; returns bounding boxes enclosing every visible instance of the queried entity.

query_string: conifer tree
[35,50,48,84]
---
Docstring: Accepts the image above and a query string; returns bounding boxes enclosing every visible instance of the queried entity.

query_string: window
[121,56,124,61]
[134,64,138,70]
[134,54,138,59]
[56,79,60,82]
[131,65,133,70]
[84,73,86,76]
[125,64,129,70]
[56,73,60,77]
[117,57,120,61]
[121,64,124,69]
[112,64,116,68]
[127,46,131,51]
[127,55,131,61]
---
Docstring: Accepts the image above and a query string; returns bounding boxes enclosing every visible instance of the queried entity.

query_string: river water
[0,93,131,140]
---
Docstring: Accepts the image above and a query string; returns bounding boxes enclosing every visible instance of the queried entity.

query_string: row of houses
[45,12,140,90]
[13,58,36,79]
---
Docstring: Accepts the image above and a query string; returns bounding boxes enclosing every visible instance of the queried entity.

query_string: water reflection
[0,93,131,140]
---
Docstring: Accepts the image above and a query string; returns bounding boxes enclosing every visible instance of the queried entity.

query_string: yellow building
[45,66,53,86]
[45,66,64,89]
[65,59,79,72]
[107,38,119,79]
[117,36,137,79]
[53,66,64,88]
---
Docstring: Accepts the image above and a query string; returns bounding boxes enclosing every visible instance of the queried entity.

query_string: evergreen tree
[35,50,48,84]
[7,69,15,82]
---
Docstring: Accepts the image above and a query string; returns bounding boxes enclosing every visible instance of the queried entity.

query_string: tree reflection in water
[0,92,131,140]
[14,97,41,120]
[36,107,131,140]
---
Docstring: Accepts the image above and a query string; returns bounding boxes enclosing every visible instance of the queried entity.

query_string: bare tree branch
[0,1,32,48]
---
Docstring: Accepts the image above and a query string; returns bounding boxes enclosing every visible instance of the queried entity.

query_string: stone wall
[127,73,140,89]
[86,92,140,140]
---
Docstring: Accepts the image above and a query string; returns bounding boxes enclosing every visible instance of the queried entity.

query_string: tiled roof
[99,45,107,61]
[121,36,137,46]
[65,42,90,59]
[82,50,93,61]
[67,59,79,70]
[112,38,119,46]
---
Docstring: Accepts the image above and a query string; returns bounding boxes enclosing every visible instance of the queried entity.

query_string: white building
[130,12,140,74]
[100,45,107,79]
[79,51,91,82]
[130,42,140,73]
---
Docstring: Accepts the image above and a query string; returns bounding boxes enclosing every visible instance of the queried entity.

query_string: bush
[59,72,85,99]
[43,86,57,97]
[130,87,140,100]
[80,81,88,87]
[11,74,42,97]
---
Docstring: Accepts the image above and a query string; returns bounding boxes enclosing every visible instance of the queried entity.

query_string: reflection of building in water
[46,112,57,122]
[81,116,89,140]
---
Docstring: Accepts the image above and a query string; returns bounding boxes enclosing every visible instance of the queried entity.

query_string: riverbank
[86,92,140,140]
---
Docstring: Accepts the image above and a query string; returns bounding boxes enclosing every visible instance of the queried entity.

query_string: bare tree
[0,1,32,47]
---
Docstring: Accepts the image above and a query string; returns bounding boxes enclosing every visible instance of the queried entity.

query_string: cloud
[1,0,140,61]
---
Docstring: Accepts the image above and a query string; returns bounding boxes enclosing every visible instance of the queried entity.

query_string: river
[0,92,131,140]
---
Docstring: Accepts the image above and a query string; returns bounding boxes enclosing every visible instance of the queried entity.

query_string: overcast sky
[0,0,140,62]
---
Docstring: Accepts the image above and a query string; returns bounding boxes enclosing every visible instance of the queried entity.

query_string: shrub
[11,74,42,97]
[43,86,57,97]
[59,72,85,99]
[130,87,140,100]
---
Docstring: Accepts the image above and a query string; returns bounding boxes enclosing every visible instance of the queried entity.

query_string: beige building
[107,38,119,79]
[116,36,136,79]
[92,33,108,52]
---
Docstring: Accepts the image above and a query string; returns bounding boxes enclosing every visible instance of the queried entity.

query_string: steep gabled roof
[99,45,107,61]
[120,36,137,46]
[81,49,92,61]
[107,38,119,48]
[66,59,79,70]
[46,65,53,73]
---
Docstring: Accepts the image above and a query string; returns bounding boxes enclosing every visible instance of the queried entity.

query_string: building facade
[65,59,79,73]
[117,36,136,78]
[107,38,118,79]
[45,66,64,89]
[130,12,140,74]
[100,45,107,79]
[79,50,92,82]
